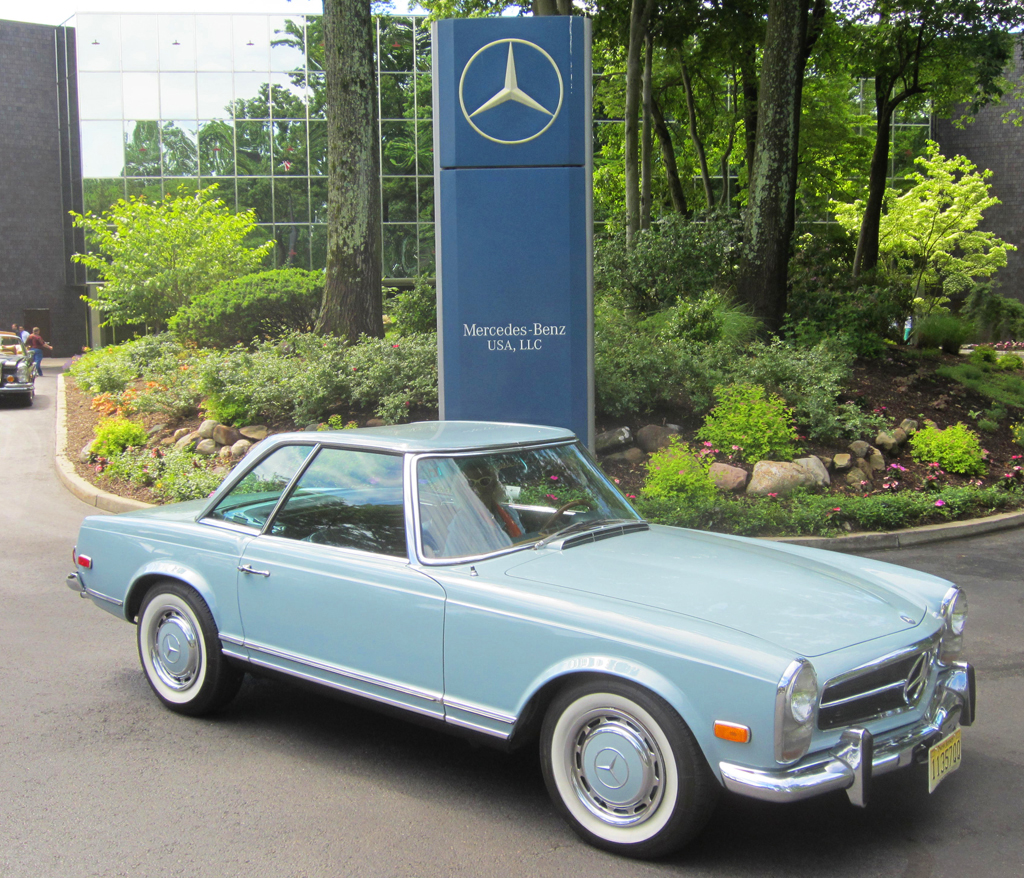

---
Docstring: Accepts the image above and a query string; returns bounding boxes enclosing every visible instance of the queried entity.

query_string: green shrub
[346,333,438,423]
[935,363,1024,411]
[698,383,799,463]
[102,446,229,502]
[976,418,999,433]
[69,345,137,393]
[386,276,437,335]
[91,417,149,458]
[998,353,1023,371]
[170,269,324,348]
[642,439,718,505]
[963,283,1024,343]
[1012,422,1024,447]
[785,233,912,358]
[594,215,741,314]
[914,314,974,355]
[969,346,998,366]
[909,423,986,475]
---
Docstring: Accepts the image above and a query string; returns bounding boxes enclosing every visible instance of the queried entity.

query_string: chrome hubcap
[150,608,200,691]
[567,709,665,826]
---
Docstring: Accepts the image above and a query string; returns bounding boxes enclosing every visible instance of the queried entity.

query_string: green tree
[71,185,273,328]
[833,141,1016,314]
[317,0,385,342]
[841,0,1023,277]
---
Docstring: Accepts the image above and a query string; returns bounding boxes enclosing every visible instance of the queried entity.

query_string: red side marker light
[77,554,93,569]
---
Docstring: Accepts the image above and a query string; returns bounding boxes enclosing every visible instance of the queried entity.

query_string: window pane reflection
[198,121,236,176]
[269,16,306,72]
[122,72,160,119]
[234,73,271,115]
[120,15,160,71]
[383,224,418,278]
[159,15,196,71]
[236,121,271,175]
[79,72,123,119]
[196,17,234,70]
[234,17,270,72]
[76,15,121,71]
[273,178,311,224]
[124,121,162,176]
[81,121,125,176]
[197,73,234,119]
[83,178,125,214]
[237,178,272,222]
[160,72,197,119]
[161,122,199,176]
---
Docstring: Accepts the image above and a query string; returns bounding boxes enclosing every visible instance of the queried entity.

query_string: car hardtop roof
[265,420,577,454]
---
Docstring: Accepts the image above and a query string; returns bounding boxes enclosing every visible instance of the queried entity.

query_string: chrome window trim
[243,639,443,704]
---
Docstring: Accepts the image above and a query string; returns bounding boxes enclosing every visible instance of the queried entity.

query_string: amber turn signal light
[714,720,751,743]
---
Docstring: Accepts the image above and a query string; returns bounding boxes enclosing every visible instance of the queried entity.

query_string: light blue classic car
[69,421,974,858]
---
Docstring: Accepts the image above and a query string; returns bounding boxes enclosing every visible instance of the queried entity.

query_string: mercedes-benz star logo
[459,39,564,145]
[595,748,628,790]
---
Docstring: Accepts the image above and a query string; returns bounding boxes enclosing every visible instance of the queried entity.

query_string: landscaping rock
[212,424,243,446]
[855,458,874,479]
[893,427,909,446]
[595,426,632,455]
[832,453,852,472]
[146,423,167,439]
[636,424,680,454]
[746,461,818,496]
[898,418,918,435]
[875,431,898,454]
[172,427,192,442]
[366,418,387,428]
[867,449,886,472]
[175,430,200,451]
[239,425,268,442]
[709,463,748,492]
[603,447,646,465]
[794,456,830,487]
[231,439,253,458]
[198,419,218,440]
[848,440,870,459]
[195,438,218,456]
[218,445,234,461]
[79,443,93,463]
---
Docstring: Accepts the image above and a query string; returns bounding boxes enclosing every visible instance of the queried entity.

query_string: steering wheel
[538,499,594,533]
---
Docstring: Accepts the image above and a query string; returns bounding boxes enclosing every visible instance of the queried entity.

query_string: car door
[235,445,447,719]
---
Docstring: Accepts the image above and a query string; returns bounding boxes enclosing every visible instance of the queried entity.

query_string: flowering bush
[698,383,798,463]
[908,423,986,476]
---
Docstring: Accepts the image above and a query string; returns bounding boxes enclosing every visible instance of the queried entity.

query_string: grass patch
[935,363,1024,411]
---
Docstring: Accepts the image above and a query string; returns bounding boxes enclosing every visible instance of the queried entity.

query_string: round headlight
[789,662,818,724]
[948,589,968,636]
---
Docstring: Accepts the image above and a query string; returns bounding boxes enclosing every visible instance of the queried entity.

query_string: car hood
[503,525,931,657]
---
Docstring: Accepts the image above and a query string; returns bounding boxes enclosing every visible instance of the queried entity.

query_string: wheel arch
[125,562,221,624]
[508,659,708,757]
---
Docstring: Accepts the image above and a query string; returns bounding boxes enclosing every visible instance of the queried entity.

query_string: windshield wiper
[533,518,637,550]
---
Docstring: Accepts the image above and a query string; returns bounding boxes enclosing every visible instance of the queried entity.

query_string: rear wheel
[137,580,242,716]
[540,678,718,859]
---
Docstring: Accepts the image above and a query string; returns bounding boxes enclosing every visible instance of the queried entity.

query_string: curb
[55,374,153,514]
[54,376,1024,546]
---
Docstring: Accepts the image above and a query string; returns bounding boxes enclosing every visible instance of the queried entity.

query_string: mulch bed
[64,345,1024,507]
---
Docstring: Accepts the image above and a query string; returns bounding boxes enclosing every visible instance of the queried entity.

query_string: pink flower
[550,475,559,481]
[614,478,620,484]
[392,343,400,348]
[935,500,946,507]
[545,494,558,502]
[768,492,778,499]
[626,494,636,499]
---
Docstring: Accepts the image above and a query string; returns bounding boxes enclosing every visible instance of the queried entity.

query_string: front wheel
[137,580,243,716]
[540,679,718,859]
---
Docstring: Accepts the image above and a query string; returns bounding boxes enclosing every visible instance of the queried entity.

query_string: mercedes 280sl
[68,421,974,858]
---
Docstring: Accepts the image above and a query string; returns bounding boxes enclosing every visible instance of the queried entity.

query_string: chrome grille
[818,649,932,731]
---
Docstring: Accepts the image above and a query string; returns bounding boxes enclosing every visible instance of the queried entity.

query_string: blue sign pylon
[432,16,593,448]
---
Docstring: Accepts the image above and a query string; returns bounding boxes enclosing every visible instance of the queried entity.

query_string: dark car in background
[0,333,34,405]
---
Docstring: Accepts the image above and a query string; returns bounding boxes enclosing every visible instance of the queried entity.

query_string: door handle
[237,564,271,577]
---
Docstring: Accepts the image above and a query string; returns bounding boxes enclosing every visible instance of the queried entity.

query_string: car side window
[206,445,313,529]
[268,447,407,557]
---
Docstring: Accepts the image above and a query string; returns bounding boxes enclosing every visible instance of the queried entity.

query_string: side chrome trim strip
[219,633,245,647]
[85,587,123,608]
[443,715,512,740]
[245,655,445,721]
[243,639,443,704]
[442,697,516,726]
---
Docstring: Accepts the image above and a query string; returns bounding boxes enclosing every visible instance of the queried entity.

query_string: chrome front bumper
[720,662,975,807]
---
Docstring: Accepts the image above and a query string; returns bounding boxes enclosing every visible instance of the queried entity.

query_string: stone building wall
[933,45,1024,306]
[0,19,87,357]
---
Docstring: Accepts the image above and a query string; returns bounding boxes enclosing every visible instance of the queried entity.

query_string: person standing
[25,327,52,376]
[19,325,29,344]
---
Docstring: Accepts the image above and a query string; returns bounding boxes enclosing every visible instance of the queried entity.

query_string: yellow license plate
[928,727,961,793]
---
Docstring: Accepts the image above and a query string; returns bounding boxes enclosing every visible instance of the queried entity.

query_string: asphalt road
[1,377,1022,878]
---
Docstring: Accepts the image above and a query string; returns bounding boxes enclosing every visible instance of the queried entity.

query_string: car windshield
[0,335,25,356]
[416,442,640,561]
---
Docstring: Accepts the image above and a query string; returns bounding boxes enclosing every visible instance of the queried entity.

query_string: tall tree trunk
[641,31,653,230]
[532,0,572,14]
[740,52,758,187]
[737,0,809,333]
[624,0,657,247]
[852,103,894,277]
[719,128,735,209]
[680,60,714,211]
[651,97,688,213]
[317,0,383,342]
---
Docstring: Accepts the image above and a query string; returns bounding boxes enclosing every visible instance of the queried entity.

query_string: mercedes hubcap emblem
[594,748,628,789]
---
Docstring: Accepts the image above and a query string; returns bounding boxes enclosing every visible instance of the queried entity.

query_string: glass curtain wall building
[64,13,434,283]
